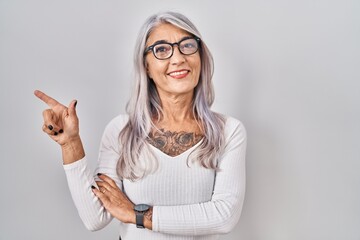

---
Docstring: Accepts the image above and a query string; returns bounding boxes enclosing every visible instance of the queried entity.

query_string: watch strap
[135,212,145,228]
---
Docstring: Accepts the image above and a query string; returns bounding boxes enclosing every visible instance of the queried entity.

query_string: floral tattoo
[148,129,203,157]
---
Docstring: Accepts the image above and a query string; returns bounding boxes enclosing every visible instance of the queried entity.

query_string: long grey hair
[117,11,225,180]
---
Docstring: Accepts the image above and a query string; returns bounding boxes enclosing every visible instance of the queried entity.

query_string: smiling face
[145,23,201,100]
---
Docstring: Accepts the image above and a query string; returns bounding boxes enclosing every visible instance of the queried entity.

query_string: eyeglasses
[144,37,201,60]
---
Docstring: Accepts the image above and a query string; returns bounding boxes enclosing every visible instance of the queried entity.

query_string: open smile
[167,70,190,79]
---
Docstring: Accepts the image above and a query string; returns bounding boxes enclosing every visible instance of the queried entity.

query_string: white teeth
[169,70,188,76]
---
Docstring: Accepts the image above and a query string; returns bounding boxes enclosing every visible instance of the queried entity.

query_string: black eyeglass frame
[144,36,201,60]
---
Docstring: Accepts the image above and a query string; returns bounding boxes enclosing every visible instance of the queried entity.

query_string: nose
[170,45,185,65]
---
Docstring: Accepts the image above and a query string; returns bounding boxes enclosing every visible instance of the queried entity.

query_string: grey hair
[117,11,225,180]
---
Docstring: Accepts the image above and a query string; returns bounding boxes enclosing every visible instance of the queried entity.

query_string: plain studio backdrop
[0,0,359,239]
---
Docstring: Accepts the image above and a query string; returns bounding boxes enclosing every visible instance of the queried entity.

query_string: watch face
[134,204,150,212]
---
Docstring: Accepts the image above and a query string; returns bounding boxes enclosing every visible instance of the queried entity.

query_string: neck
[156,91,195,123]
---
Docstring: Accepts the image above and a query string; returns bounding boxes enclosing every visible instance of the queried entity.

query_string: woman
[34,11,247,239]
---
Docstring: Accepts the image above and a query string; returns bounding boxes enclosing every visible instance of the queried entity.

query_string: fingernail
[48,125,53,130]
[59,129,63,133]
[97,173,102,176]
[74,100,78,108]
[54,132,58,136]
[91,185,96,189]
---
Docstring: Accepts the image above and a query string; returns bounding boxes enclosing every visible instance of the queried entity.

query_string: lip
[167,69,190,79]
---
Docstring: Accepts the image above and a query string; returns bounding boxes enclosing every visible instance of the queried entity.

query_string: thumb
[62,107,69,122]
[68,100,78,117]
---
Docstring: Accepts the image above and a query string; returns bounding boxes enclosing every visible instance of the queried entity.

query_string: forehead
[147,23,192,45]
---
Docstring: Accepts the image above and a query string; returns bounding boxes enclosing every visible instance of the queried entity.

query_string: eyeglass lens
[153,38,199,59]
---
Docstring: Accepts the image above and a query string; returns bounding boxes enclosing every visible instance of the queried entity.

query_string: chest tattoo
[148,129,203,157]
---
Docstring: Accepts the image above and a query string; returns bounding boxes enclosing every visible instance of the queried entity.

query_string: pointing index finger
[34,90,59,108]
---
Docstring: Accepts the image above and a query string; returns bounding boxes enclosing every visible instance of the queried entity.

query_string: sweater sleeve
[63,116,125,231]
[152,119,247,235]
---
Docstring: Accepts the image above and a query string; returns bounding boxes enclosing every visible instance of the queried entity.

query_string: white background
[0,0,359,239]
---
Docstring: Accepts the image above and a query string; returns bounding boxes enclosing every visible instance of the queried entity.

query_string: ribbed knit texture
[63,114,247,240]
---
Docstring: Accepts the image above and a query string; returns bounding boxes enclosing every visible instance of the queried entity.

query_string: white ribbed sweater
[63,114,247,240]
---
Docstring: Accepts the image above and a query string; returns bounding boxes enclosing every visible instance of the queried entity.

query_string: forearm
[64,157,114,231]
[61,136,85,165]
[152,192,244,235]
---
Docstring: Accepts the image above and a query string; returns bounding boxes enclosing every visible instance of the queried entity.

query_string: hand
[92,174,136,224]
[34,90,79,146]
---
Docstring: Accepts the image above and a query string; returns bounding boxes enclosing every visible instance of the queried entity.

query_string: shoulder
[222,115,247,145]
[105,114,129,129]
[102,114,129,137]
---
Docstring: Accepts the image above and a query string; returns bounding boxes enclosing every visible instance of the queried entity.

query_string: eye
[183,42,196,48]
[180,39,198,50]
[154,44,171,53]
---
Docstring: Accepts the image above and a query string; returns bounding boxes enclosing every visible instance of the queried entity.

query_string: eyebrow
[149,36,193,46]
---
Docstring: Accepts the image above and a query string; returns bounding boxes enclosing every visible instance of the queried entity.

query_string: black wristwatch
[134,204,150,228]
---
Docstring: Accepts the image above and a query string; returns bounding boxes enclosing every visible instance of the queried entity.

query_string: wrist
[61,135,82,148]
[134,204,152,230]
[144,207,153,230]
[61,136,85,164]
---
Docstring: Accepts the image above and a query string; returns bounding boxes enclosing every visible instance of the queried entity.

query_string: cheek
[193,56,201,77]
[145,59,153,78]
[146,59,168,79]
[147,67,152,79]
[147,66,157,80]
[146,63,156,80]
